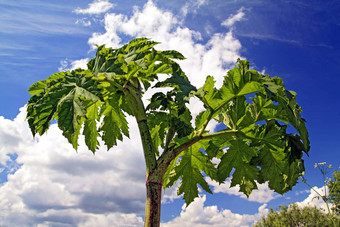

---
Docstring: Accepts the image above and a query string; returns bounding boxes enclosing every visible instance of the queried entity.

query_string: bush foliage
[253,203,339,227]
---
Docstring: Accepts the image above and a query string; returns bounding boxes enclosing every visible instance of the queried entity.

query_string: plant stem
[138,119,157,175]
[144,178,163,227]
[124,83,157,175]
[201,129,238,139]
[123,81,162,226]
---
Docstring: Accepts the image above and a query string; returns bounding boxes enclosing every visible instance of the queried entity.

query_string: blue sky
[0,0,339,226]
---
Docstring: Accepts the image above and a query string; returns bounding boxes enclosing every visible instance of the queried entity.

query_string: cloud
[80,213,143,227]
[58,58,69,72]
[162,195,269,227]
[221,7,246,28]
[0,108,146,226]
[173,189,337,227]
[206,177,279,203]
[296,186,334,212]
[162,182,182,204]
[76,18,92,27]
[71,58,90,70]
[74,0,114,15]
[58,58,89,71]
[181,0,207,17]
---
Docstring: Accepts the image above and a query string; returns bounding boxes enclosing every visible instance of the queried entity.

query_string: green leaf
[260,75,310,152]
[28,71,66,95]
[89,38,191,100]
[59,74,101,148]
[173,118,193,138]
[146,92,169,111]
[205,140,224,160]
[163,154,180,189]
[27,84,68,136]
[155,63,196,102]
[99,96,129,150]
[283,159,305,192]
[173,108,194,138]
[150,124,162,155]
[230,161,259,196]
[148,111,169,150]
[148,112,169,154]
[190,59,309,200]
[167,140,215,205]
[249,121,288,193]
[217,139,259,196]
[178,166,211,205]
[56,88,86,148]
[88,45,125,76]
[217,139,254,180]
[195,110,211,131]
[197,60,263,112]
[196,76,221,110]
[27,70,101,150]
[160,50,186,60]
[220,96,249,129]
[83,100,102,153]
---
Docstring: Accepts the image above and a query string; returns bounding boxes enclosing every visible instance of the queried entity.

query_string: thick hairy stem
[144,176,163,227]
[201,129,238,140]
[138,119,157,176]
[143,135,204,227]
[123,83,162,226]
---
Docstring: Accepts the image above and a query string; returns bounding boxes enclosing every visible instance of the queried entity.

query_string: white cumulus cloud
[162,195,269,227]
[296,185,335,213]
[74,0,114,15]
[0,108,146,226]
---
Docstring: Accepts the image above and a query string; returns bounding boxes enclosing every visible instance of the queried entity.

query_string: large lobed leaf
[27,70,102,150]
[164,139,216,205]
[99,95,129,150]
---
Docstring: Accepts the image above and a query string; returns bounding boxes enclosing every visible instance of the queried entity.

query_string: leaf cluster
[253,203,339,227]
[26,38,310,207]
[27,38,188,152]
[162,59,310,205]
[328,170,340,215]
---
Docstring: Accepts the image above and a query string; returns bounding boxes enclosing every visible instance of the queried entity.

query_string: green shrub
[253,203,339,227]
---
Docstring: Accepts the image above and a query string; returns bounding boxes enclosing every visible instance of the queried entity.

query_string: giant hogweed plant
[26,38,310,226]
